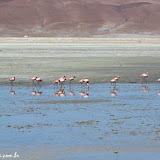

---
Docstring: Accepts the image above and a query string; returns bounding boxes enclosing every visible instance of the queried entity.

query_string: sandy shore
[0,38,160,84]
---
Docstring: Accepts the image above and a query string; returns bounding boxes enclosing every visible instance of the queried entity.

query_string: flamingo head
[84,77,86,79]
[117,76,120,79]
[73,76,75,78]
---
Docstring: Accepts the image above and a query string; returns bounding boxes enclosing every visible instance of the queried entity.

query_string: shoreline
[0,39,160,84]
[1,37,160,44]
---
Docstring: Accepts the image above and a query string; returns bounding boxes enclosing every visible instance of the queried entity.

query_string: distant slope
[0,0,160,37]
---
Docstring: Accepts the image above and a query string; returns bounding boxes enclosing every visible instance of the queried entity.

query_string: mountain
[0,0,160,37]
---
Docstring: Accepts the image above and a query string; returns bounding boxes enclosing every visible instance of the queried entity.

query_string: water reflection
[68,86,75,96]
[30,87,43,96]
[9,90,15,95]
[8,83,159,98]
[9,86,15,95]
[79,88,89,98]
[36,91,43,96]
[110,88,119,97]
[141,86,149,94]
[54,89,66,97]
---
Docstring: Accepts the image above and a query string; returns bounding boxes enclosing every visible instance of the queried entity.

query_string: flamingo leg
[32,80,36,86]
[10,81,13,86]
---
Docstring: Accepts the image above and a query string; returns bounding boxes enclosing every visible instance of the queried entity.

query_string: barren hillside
[0,0,159,37]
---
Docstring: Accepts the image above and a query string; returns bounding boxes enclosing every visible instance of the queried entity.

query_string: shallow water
[0,83,160,160]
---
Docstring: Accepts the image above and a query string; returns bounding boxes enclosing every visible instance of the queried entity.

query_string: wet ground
[0,83,160,159]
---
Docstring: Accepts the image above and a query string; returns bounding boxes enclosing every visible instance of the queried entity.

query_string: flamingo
[30,76,37,86]
[54,79,60,88]
[157,79,160,82]
[9,77,15,86]
[110,76,120,87]
[83,77,89,89]
[35,77,43,86]
[59,77,66,88]
[140,72,149,83]
[67,76,75,85]
[59,76,66,79]
[79,79,84,86]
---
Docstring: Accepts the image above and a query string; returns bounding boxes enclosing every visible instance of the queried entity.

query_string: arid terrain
[0,0,160,37]
[0,38,160,84]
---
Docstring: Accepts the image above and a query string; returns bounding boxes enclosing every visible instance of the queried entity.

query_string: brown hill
[0,0,160,37]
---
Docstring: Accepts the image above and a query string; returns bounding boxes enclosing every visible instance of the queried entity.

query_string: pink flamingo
[157,79,160,82]
[140,72,149,83]
[54,79,60,88]
[30,76,37,86]
[83,77,89,89]
[59,76,66,79]
[58,77,66,88]
[9,77,15,86]
[67,76,75,85]
[79,79,84,86]
[110,76,120,87]
[35,77,43,86]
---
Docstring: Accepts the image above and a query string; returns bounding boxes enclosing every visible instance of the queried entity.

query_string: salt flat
[0,38,160,84]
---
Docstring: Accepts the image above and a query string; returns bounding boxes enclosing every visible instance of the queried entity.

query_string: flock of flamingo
[8,72,160,97]
[9,72,160,87]
[9,76,90,88]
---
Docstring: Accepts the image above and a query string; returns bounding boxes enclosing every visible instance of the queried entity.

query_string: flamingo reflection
[30,87,42,96]
[9,90,15,95]
[54,89,66,97]
[141,86,149,94]
[68,85,75,96]
[68,91,75,96]
[79,88,89,98]
[36,91,43,96]
[30,87,36,95]
[110,88,119,97]
[9,85,15,95]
